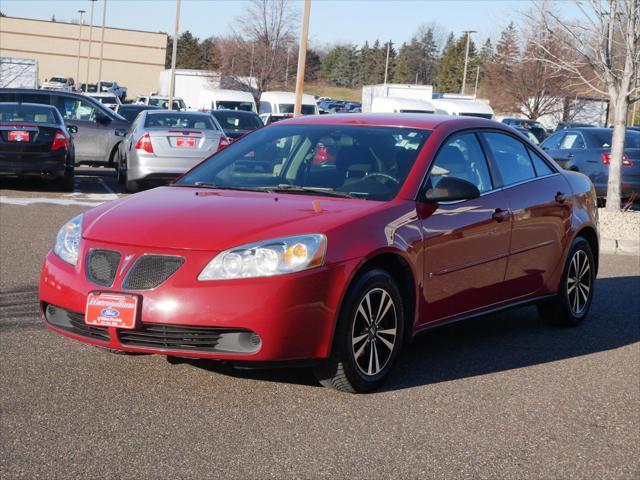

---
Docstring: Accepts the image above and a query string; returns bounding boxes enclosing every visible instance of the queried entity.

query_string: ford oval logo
[101,308,119,317]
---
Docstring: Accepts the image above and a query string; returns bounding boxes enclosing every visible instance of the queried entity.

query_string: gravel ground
[598,208,640,241]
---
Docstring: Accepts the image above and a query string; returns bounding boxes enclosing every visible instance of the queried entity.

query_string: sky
[1,0,580,48]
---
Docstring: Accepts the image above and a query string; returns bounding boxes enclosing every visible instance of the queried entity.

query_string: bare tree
[219,0,298,97]
[528,0,640,212]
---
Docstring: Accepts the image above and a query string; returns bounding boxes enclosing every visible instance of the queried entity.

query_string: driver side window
[429,133,493,193]
[58,98,97,122]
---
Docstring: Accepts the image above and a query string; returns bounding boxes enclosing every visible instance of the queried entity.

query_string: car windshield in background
[591,130,640,149]
[278,104,316,115]
[101,82,113,88]
[118,106,147,122]
[95,96,118,104]
[144,113,218,130]
[216,101,254,111]
[147,98,186,110]
[176,124,430,201]
[49,77,67,83]
[0,104,59,124]
[213,111,262,131]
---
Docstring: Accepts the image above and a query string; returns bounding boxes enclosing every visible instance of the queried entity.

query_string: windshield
[100,82,113,88]
[278,104,316,115]
[144,112,218,130]
[0,104,60,125]
[148,98,187,110]
[215,101,255,112]
[591,130,640,149]
[119,107,145,122]
[49,77,67,83]
[176,124,430,201]
[95,96,118,104]
[213,111,262,131]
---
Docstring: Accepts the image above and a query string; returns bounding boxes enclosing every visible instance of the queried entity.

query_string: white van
[259,91,319,115]
[370,97,436,114]
[198,89,257,113]
[431,98,494,119]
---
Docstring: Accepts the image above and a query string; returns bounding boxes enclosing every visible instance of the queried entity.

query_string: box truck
[0,57,38,89]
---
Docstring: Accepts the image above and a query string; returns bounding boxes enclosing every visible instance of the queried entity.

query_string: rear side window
[144,113,216,130]
[429,133,493,193]
[483,132,536,186]
[528,148,554,176]
[559,132,585,149]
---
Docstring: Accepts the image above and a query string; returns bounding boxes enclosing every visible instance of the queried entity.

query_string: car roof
[0,101,57,110]
[277,113,497,130]
[211,109,259,116]
[145,109,208,115]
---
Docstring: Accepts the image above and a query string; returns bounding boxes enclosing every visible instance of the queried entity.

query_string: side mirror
[95,111,111,125]
[425,176,481,203]
[67,125,78,134]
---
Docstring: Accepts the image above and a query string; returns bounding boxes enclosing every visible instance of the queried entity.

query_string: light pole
[168,0,181,110]
[461,30,476,95]
[97,0,107,92]
[85,0,97,87]
[383,41,391,84]
[293,0,311,117]
[285,45,291,88]
[75,10,86,88]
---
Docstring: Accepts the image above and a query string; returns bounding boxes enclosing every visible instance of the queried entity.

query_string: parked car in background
[209,109,262,141]
[501,118,547,142]
[344,102,362,112]
[79,83,98,93]
[0,102,75,190]
[259,113,293,125]
[197,89,257,112]
[135,95,187,111]
[99,81,127,101]
[514,127,540,145]
[259,91,319,115]
[555,121,594,131]
[117,110,228,192]
[42,76,76,91]
[40,114,599,393]
[117,104,161,123]
[0,88,129,165]
[541,127,640,198]
[85,92,122,111]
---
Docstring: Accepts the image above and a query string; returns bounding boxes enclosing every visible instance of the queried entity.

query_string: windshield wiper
[270,184,356,199]
[175,182,274,193]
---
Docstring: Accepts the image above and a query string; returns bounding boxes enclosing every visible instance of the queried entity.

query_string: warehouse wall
[0,16,167,98]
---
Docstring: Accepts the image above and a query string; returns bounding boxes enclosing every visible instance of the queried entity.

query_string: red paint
[39,115,599,362]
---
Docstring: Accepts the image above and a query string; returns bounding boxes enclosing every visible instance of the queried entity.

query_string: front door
[420,132,512,325]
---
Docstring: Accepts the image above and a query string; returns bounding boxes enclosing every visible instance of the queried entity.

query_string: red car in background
[39,114,599,393]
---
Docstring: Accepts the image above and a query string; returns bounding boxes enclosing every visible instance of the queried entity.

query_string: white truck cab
[259,91,319,115]
[431,97,494,119]
[370,97,436,114]
[198,89,257,112]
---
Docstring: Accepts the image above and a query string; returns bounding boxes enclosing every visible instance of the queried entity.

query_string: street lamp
[76,10,86,88]
[97,0,108,92]
[85,0,97,88]
[461,30,477,95]
[168,0,181,110]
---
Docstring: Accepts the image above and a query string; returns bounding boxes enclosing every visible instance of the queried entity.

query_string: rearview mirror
[425,177,481,203]
[67,125,78,134]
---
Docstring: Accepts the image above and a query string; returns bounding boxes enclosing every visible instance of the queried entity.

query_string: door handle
[555,192,567,204]
[492,208,510,223]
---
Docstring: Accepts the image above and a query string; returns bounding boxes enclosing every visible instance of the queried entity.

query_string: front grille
[86,249,121,287]
[122,255,184,290]
[44,304,110,342]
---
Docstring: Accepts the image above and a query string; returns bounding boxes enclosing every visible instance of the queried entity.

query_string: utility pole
[75,10,85,88]
[96,0,107,92]
[460,30,476,95]
[293,0,311,117]
[383,41,391,84]
[473,65,480,100]
[85,0,96,87]
[168,0,181,110]
[285,45,291,89]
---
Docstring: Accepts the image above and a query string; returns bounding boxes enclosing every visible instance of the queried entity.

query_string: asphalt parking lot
[1,169,639,479]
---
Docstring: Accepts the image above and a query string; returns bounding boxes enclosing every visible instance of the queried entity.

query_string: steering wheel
[365,173,400,184]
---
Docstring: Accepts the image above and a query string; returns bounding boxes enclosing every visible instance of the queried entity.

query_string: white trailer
[362,84,433,113]
[0,57,38,88]
[198,89,257,112]
[430,98,494,119]
[370,97,436,113]
[158,69,222,110]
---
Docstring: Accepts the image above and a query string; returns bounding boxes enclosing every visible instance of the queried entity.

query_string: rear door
[480,131,571,299]
[52,96,105,162]
[420,132,513,324]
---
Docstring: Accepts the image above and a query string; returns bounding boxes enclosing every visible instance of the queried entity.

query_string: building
[0,16,167,98]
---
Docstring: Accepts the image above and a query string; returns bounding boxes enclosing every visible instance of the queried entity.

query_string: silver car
[117,110,227,192]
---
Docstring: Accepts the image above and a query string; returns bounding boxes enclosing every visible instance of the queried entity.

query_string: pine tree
[419,27,439,85]
[436,34,470,92]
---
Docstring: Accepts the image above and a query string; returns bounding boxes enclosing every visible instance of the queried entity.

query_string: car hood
[83,186,382,251]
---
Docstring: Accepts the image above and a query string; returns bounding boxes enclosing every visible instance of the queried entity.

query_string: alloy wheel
[351,287,397,377]
[567,249,592,316]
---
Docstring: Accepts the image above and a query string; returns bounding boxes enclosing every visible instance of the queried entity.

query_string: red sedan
[39,114,599,393]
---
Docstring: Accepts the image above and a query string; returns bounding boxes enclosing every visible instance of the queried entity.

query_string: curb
[600,237,640,256]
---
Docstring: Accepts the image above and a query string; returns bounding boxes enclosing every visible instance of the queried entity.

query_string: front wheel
[538,237,595,326]
[313,269,404,393]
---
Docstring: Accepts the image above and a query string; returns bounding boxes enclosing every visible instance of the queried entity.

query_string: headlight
[53,214,83,266]
[198,234,327,280]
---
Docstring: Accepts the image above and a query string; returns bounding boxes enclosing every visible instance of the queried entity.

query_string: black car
[501,118,548,142]
[555,121,594,132]
[0,102,75,190]
[0,88,129,166]
[209,109,263,140]
[541,127,640,198]
[117,104,161,123]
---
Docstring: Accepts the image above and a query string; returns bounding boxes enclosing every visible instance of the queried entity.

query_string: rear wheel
[125,169,140,193]
[538,237,595,326]
[56,171,74,192]
[313,269,404,393]
[116,155,126,185]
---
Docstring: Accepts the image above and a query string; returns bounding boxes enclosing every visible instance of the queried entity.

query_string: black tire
[313,268,404,393]
[56,172,74,192]
[125,171,140,193]
[116,156,126,185]
[538,236,595,326]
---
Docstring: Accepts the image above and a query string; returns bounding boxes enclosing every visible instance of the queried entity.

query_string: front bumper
[39,240,354,361]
